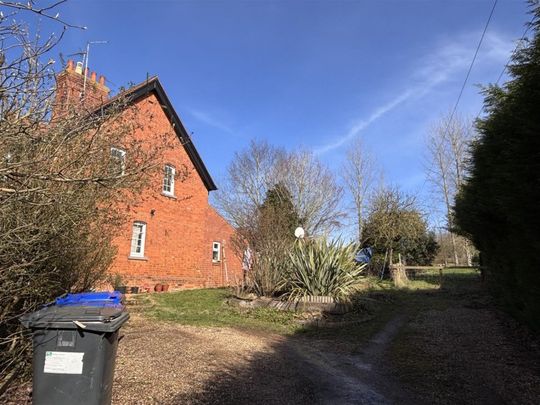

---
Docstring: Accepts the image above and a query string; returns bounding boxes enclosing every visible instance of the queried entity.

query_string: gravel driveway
[112,315,317,404]
[4,272,540,404]
[112,291,540,405]
[112,313,408,405]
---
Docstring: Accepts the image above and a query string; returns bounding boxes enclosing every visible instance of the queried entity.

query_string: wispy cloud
[315,31,514,155]
[188,108,238,136]
[315,89,413,154]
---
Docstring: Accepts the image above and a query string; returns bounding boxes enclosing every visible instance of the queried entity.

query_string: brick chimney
[53,59,110,117]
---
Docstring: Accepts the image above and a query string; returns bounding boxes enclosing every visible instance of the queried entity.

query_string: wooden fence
[389,264,479,282]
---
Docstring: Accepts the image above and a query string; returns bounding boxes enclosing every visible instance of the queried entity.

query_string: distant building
[55,61,242,289]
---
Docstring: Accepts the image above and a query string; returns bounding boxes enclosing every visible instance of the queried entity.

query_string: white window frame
[162,164,175,196]
[110,147,126,175]
[130,221,147,258]
[212,242,221,262]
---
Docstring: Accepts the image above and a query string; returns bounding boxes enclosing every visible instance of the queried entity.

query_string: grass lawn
[141,268,480,339]
[298,268,480,344]
[145,288,300,333]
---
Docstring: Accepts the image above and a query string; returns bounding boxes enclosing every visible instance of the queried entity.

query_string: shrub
[0,5,162,385]
[280,238,365,302]
[454,3,540,329]
[247,240,290,297]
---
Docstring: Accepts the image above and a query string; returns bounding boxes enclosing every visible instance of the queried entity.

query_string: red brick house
[55,61,243,290]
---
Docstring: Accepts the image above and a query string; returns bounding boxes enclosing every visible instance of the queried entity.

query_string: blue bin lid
[55,291,123,307]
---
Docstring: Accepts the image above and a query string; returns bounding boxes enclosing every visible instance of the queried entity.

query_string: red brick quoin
[55,62,243,291]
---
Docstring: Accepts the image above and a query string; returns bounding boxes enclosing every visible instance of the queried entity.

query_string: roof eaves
[99,77,217,192]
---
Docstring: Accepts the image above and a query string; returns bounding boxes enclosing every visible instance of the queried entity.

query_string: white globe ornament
[294,227,305,239]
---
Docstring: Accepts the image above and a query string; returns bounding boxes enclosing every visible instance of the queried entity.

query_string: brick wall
[107,92,242,290]
[54,60,109,117]
[203,207,244,287]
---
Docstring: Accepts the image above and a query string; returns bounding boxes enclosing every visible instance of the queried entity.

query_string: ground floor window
[212,242,221,262]
[130,221,146,257]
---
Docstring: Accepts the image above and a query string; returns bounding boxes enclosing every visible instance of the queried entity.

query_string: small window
[130,221,146,258]
[212,242,221,262]
[110,147,126,175]
[162,164,175,196]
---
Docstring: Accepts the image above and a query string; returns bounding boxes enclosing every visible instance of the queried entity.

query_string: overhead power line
[446,0,498,128]
[475,18,535,119]
[493,23,531,86]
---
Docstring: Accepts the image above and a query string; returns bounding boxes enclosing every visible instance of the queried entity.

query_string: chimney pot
[53,62,110,118]
[84,67,89,77]
[67,60,74,70]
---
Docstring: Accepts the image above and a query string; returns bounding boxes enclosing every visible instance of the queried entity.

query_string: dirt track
[112,314,411,405]
[111,284,540,404]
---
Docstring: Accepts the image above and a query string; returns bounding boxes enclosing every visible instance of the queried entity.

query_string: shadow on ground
[8,271,538,405]
[163,316,413,405]
[160,270,540,405]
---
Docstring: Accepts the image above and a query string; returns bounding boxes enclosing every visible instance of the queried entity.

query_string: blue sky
[28,0,531,230]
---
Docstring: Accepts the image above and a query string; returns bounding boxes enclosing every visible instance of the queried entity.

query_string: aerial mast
[82,40,108,96]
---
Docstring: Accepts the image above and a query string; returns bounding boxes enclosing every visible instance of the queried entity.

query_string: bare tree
[434,229,477,266]
[0,3,167,388]
[425,113,473,265]
[215,140,344,236]
[341,136,377,243]
[216,140,286,231]
[215,140,344,296]
[281,149,345,234]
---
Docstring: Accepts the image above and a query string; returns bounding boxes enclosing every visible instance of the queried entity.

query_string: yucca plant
[280,238,366,302]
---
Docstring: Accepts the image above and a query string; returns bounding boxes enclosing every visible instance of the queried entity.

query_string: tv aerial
[82,40,108,94]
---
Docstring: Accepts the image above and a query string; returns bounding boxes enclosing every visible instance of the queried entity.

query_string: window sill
[128,255,148,261]
[212,260,221,265]
[161,192,177,200]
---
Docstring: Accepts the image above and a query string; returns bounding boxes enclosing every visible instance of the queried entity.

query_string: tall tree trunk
[464,238,472,267]
[426,117,471,269]
[450,231,460,266]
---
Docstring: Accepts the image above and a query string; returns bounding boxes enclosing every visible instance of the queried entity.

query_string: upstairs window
[110,147,126,176]
[212,242,221,262]
[130,221,146,258]
[162,164,175,196]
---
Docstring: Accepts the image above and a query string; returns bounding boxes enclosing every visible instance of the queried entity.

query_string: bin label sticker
[44,351,84,374]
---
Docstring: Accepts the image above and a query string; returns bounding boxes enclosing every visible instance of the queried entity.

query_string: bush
[280,238,365,302]
[454,4,540,329]
[0,6,161,384]
[246,240,291,297]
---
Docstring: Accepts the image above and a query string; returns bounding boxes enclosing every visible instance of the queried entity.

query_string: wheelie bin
[20,292,129,405]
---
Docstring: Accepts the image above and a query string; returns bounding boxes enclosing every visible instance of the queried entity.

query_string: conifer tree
[454,4,540,329]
